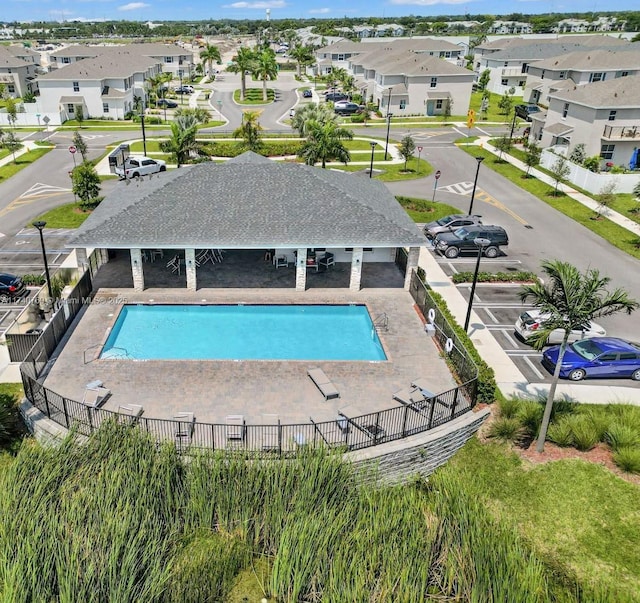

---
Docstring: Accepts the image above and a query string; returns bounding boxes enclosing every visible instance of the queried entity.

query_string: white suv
[115,156,167,179]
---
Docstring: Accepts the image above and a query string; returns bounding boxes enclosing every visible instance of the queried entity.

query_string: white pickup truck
[115,156,167,179]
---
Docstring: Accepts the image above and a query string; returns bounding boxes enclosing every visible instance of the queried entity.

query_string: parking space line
[524,356,545,380]
[436,258,522,265]
[483,308,499,324]
[502,331,519,348]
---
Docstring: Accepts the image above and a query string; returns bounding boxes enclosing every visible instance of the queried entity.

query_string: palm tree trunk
[240,74,246,101]
[263,78,267,102]
[536,336,569,452]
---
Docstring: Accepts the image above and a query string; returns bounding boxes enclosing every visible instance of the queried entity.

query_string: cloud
[118,2,150,11]
[223,0,286,8]
[389,0,469,5]
[309,7,330,13]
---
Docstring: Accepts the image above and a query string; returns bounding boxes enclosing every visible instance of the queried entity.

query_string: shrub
[497,397,521,419]
[201,140,304,158]
[0,391,22,447]
[547,417,574,447]
[612,447,640,474]
[350,113,366,123]
[20,274,46,286]
[605,422,640,451]
[583,155,600,173]
[452,271,538,284]
[487,417,523,442]
[568,415,599,451]
[518,401,544,439]
[579,409,610,442]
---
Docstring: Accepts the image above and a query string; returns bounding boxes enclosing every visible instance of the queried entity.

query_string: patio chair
[117,404,144,424]
[275,255,289,268]
[392,386,427,406]
[318,252,335,271]
[82,383,111,408]
[308,368,340,400]
[174,412,196,448]
[226,415,245,441]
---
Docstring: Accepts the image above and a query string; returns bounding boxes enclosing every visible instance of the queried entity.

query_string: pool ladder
[372,313,389,333]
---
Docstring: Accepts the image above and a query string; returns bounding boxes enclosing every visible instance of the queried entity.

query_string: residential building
[530,75,640,169]
[0,45,38,97]
[489,21,533,35]
[37,51,163,121]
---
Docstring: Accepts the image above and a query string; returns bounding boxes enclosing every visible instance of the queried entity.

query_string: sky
[2,0,637,26]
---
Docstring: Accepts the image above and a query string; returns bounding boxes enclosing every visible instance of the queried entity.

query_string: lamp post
[368,141,376,178]
[179,70,184,105]
[463,237,491,332]
[384,112,393,161]
[32,221,53,302]
[508,110,517,144]
[139,100,147,156]
[162,87,167,123]
[467,156,485,215]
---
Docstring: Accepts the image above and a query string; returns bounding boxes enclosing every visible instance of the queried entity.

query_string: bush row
[451,271,539,284]
[199,140,304,158]
[20,274,46,286]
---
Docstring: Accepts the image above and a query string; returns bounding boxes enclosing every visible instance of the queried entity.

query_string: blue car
[542,337,640,382]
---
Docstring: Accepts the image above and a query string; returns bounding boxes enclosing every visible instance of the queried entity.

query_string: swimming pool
[100,304,387,361]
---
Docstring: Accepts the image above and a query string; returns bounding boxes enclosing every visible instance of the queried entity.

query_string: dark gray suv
[423,214,483,241]
[434,225,509,258]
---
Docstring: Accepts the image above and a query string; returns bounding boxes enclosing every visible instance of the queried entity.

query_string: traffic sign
[417,146,423,152]
[434,170,442,180]
[466,116,475,129]
[468,109,476,118]
[68,145,77,154]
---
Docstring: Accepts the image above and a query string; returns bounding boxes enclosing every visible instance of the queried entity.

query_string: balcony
[501,67,524,77]
[602,124,640,140]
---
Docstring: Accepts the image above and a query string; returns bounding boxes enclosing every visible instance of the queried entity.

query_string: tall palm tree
[252,48,278,102]
[297,120,353,168]
[233,110,263,152]
[290,102,338,138]
[227,47,257,101]
[520,260,638,452]
[199,44,221,76]
[289,44,314,78]
[159,116,199,167]
[146,72,172,107]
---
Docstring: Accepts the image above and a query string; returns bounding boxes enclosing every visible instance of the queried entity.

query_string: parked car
[174,85,194,94]
[302,89,313,98]
[541,337,640,381]
[515,104,541,121]
[115,156,167,179]
[157,99,178,108]
[423,214,483,241]
[325,92,348,103]
[0,273,27,302]
[433,225,509,259]
[515,310,607,346]
[334,102,363,116]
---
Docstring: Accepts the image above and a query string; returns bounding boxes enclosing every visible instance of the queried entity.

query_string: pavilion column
[75,247,87,271]
[185,248,197,291]
[100,248,109,264]
[349,247,363,291]
[130,248,144,292]
[295,247,307,291]
[404,246,420,291]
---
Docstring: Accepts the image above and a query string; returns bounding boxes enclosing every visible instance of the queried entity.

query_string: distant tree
[252,48,278,102]
[233,109,263,152]
[524,142,541,177]
[442,98,453,122]
[297,120,353,168]
[5,98,17,129]
[72,130,88,162]
[595,181,617,219]
[498,90,514,117]
[160,116,199,167]
[290,103,338,137]
[568,143,586,165]
[72,162,103,210]
[3,131,22,163]
[399,134,416,171]
[175,106,211,124]
[494,136,512,161]
[478,69,491,91]
[199,44,221,75]
[75,105,84,126]
[289,44,314,78]
[228,47,257,101]
[549,155,570,195]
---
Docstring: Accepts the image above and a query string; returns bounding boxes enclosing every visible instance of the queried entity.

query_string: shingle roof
[486,40,628,62]
[50,42,189,59]
[549,74,640,108]
[38,52,159,80]
[534,47,640,72]
[68,153,426,249]
[0,46,30,69]
[317,37,461,56]
[351,49,471,77]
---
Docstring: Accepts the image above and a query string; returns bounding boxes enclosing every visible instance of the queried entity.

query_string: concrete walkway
[0,140,39,169]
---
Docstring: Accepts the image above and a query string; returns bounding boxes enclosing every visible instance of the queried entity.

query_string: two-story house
[489,21,533,35]
[524,46,640,106]
[37,51,162,121]
[0,46,37,98]
[531,75,640,169]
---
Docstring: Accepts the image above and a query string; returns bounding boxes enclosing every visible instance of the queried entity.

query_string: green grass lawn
[233,88,275,104]
[395,195,462,222]
[458,145,640,259]
[0,148,52,182]
[30,202,93,229]
[468,90,525,123]
[333,157,432,181]
[447,439,640,600]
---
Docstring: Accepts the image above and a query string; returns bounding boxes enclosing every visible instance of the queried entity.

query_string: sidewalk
[0,140,39,169]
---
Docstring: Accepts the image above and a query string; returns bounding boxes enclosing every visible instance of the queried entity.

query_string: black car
[325,92,348,103]
[434,225,509,259]
[302,89,313,98]
[0,273,27,302]
[514,104,541,121]
[423,214,483,241]
[157,99,178,108]
[334,102,363,116]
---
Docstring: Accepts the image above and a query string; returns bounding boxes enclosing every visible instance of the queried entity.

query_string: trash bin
[424,323,436,336]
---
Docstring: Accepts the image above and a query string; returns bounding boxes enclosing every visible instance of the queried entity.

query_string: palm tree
[159,116,199,167]
[146,72,172,107]
[175,106,211,124]
[252,48,278,102]
[290,103,338,138]
[520,260,638,452]
[227,47,256,101]
[233,110,263,152]
[199,44,221,76]
[289,44,313,78]
[297,120,353,168]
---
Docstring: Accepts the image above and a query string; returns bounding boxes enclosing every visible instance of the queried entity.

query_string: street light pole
[369,141,376,178]
[32,221,53,301]
[384,112,393,161]
[467,156,485,215]
[140,111,147,156]
[509,110,517,143]
[463,237,491,332]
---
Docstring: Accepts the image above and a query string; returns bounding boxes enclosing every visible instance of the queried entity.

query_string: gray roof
[38,52,159,80]
[50,42,190,59]
[351,49,471,77]
[0,46,30,69]
[535,47,640,72]
[68,154,425,249]
[486,40,629,62]
[317,37,461,56]
[549,74,640,108]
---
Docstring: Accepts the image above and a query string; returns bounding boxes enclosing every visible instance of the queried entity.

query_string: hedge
[451,271,538,284]
[200,140,304,158]
[20,274,46,286]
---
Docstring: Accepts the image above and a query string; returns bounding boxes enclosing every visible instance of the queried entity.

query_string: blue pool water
[100,304,387,361]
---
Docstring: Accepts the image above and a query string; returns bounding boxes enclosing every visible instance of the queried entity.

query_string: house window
[504,61,508,67]
[518,80,526,87]
[67,103,75,114]
[399,99,406,109]
[62,57,71,64]
[8,84,15,94]
[72,81,79,92]
[559,71,566,79]
[501,78,508,86]
[608,110,616,121]
[562,103,569,118]
[337,54,344,61]
[430,77,437,88]
[590,72,605,83]
[165,56,173,63]
[541,69,545,79]
[103,103,109,113]
[600,144,615,160]
[619,71,629,77]
[521,62,528,73]
[435,99,443,109]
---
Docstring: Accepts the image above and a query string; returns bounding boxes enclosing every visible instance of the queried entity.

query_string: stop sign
[68,145,77,154]
[417,146,423,152]
[435,170,442,179]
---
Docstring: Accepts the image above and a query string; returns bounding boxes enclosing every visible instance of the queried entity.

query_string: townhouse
[530,75,640,169]
[0,45,38,98]
[489,21,533,35]
[37,50,163,121]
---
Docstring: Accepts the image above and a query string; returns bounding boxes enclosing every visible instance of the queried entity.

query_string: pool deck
[43,287,456,426]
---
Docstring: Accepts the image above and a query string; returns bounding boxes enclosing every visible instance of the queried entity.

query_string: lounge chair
[118,404,144,424]
[318,252,335,271]
[392,387,427,406]
[226,415,245,441]
[174,412,195,441]
[274,255,289,268]
[82,381,111,408]
[308,368,340,400]
[339,404,386,440]
[261,414,280,452]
